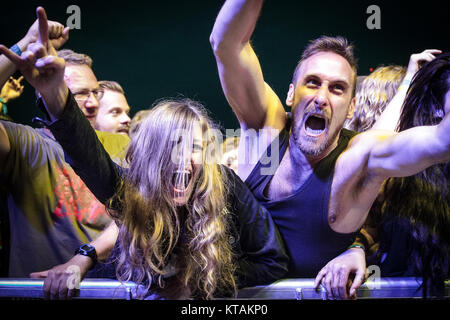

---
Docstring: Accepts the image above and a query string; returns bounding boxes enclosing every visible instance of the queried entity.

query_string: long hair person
[63,97,286,300]
[345,65,406,132]
[374,53,450,297]
[110,99,234,299]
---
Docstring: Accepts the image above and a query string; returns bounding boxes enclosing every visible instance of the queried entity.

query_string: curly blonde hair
[345,65,406,132]
[108,98,236,299]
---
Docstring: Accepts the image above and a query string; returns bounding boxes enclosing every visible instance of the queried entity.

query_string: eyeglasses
[73,88,104,104]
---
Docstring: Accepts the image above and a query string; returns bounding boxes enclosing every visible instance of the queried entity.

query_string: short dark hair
[292,36,358,96]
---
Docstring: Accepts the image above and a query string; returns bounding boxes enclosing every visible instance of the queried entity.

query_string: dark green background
[1,0,448,131]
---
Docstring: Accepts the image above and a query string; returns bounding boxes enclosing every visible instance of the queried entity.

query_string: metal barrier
[0,278,142,300]
[0,278,449,299]
[236,278,450,299]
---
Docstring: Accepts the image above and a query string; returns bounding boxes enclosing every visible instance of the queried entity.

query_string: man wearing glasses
[57,49,104,127]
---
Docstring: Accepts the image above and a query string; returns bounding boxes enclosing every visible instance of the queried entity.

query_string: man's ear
[286,83,295,107]
[347,97,356,119]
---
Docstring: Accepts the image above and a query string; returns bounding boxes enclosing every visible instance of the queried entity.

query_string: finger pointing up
[37,7,49,47]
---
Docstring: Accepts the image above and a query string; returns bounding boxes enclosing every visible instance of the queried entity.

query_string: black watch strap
[75,244,98,269]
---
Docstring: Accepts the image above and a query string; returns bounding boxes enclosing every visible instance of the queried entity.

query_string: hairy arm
[331,116,449,234]
[369,112,450,179]
[210,0,285,130]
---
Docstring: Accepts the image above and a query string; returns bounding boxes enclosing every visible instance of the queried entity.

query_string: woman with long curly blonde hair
[345,65,406,132]
[45,97,288,299]
[113,99,243,299]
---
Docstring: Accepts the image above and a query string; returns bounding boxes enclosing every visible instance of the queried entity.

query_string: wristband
[0,97,7,115]
[10,44,22,56]
[347,244,365,251]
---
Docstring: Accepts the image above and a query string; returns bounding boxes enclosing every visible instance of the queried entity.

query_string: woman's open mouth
[172,170,192,193]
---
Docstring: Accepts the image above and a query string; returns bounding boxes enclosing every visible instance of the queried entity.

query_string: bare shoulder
[338,130,396,163]
[348,129,396,149]
[329,130,394,233]
[237,123,286,181]
[332,130,395,202]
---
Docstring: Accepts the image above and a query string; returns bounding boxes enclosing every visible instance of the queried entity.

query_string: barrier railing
[236,278,450,299]
[0,278,448,299]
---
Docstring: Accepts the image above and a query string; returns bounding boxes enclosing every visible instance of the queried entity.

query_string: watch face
[76,244,98,267]
[80,244,95,254]
[81,244,92,251]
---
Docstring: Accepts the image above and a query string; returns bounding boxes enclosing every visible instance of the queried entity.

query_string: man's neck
[266,133,340,200]
[287,133,339,169]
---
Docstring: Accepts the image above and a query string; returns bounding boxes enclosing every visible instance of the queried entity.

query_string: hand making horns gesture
[0,7,68,115]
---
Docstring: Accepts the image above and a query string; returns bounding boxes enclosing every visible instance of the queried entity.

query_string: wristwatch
[75,244,98,268]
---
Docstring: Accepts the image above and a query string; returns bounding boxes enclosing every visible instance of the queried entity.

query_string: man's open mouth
[304,113,328,136]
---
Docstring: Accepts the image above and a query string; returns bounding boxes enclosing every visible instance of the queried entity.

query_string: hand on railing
[29,254,92,300]
[313,247,367,300]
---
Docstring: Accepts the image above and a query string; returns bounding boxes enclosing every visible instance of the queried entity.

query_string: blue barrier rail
[0,277,449,299]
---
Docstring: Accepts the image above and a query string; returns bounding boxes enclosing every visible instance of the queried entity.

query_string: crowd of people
[0,1,448,300]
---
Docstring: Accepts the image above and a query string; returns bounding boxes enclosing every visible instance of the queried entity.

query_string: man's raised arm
[372,49,442,132]
[368,111,450,179]
[210,0,285,130]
